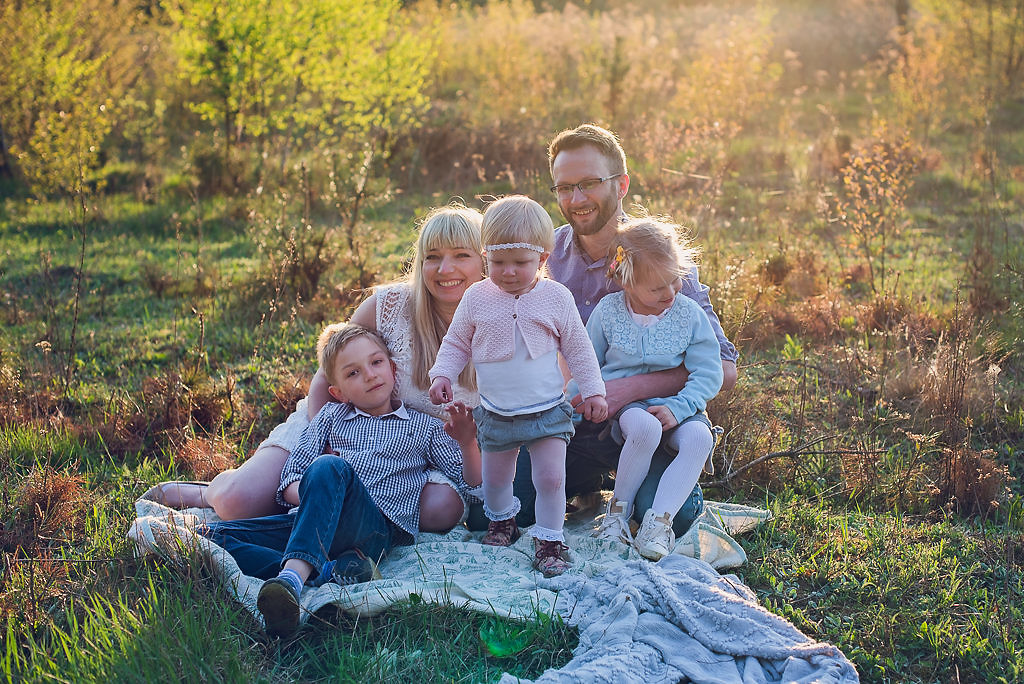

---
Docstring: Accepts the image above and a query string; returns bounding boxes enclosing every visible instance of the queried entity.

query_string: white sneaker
[591,499,634,545]
[635,509,675,561]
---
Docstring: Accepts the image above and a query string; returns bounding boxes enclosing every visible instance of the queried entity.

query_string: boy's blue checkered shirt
[277,401,471,543]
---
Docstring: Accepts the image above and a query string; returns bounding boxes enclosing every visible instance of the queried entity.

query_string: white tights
[614,408,714,519]
[482,437,566,542]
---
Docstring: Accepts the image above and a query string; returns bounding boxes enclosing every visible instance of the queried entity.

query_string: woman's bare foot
[140,481,209,509]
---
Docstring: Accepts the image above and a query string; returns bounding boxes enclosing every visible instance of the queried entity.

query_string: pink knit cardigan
[430,278,606,400]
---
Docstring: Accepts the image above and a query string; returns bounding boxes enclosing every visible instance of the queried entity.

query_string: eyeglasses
[550,174,622,198]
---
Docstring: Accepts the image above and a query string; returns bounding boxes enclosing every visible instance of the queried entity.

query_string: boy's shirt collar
[343,401,410,421]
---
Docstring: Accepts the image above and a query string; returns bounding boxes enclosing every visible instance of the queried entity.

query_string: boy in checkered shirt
[202,324,481,637]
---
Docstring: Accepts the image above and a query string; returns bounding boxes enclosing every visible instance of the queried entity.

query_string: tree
[166,0,433,180]
[0,0,142,195]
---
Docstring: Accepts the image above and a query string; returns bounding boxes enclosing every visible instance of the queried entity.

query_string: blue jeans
[201,454,394,582]
[466,421,705,537]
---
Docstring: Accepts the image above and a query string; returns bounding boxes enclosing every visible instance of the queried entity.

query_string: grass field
[3,0,1024,682]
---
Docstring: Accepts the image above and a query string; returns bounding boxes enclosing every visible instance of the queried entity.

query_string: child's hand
[647,405,678,431]
[429,377,452,405]
[581,395,608,423]
[443,401,477,444]
[283,481,301,506]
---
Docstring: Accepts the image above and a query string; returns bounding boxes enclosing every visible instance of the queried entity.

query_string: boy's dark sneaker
[257,577,300,637]
[327,549,382,586]
[481,517,521,546]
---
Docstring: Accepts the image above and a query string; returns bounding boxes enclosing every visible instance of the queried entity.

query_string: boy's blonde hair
[407,203,483,391]
[317,323,391,386]
[482,195,554,252]
[548,123,627,177]
[606,217,699,288]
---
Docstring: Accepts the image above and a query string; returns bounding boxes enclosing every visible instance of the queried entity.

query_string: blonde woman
[145,205,486,533]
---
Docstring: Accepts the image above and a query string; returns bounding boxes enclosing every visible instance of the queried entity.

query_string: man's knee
[672,483,704,535]
[565,431,619,497]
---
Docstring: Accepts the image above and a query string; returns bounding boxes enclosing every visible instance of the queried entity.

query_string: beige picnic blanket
[130,499,862,683]
[129,496,769,624]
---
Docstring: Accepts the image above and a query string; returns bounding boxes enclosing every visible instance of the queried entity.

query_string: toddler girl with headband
[429,195,607,576]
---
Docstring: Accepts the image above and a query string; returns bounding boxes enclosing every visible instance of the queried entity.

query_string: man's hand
[443,401,477,444]
[647,405,678,431]
[581,395,609,423]
[721,360,737,392]
[429,377,452,405]
[572,368,691,416]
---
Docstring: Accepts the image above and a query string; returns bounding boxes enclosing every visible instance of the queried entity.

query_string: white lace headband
[486,242,545,252]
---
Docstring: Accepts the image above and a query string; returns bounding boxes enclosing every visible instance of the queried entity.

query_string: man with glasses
[546,123,738,537]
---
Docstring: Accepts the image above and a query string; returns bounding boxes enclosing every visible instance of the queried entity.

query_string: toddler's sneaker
[591,499,634,545]
[635,510,675,561]
[257,577,300,637]
[533,538,571,577]
[482,517,521,546]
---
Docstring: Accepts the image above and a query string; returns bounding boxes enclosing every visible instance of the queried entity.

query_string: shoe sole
[535,560,570,577]
[257,582,299,637]
[637,545,669,561]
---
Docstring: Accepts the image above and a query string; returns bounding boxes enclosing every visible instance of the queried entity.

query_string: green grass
[739,492,1024,683]
[4,565,576,683]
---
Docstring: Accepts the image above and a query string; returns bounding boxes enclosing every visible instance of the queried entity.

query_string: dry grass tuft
[760,251,792,287]
[141,372,193,433]
[937,448,1014,517]
[864,294,909,332]
[273,371,311,418]
[89,410,149,455]
[0,549,73,626]
[173,435,237,481]
[0,467,90,557]
[141,369,228,436]
[794,295,849,343]
[707,386,789,492]
[842,263,872,289]
[0,362,23,427]
[782,250,827,300]
[0,363,72,432]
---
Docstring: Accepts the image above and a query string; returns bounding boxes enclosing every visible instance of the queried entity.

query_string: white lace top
[376,283,480,420]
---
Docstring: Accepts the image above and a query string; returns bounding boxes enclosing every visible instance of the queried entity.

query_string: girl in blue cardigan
[587,217,724,560]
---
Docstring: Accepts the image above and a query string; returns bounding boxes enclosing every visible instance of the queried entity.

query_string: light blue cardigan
[581,291,724,423]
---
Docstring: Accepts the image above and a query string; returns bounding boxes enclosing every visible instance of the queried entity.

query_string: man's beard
[561,190,619,237]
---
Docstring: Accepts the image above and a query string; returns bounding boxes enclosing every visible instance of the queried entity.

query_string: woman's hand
[429,377,453,404]
[581,395,609,423]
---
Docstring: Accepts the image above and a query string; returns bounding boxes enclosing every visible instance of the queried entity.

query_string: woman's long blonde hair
[407,204,484,390]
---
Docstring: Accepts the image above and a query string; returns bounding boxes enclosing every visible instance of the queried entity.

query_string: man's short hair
[548,123,627,177]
